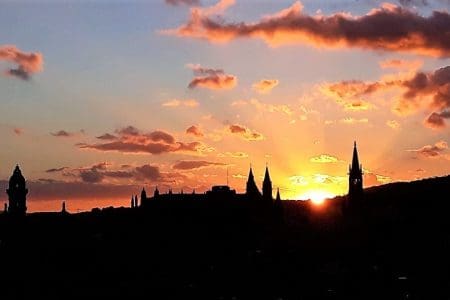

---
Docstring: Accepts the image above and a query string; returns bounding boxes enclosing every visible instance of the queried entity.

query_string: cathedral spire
[246,165,261,198]
[351,141,361,172]
[276,188,281,202]
[262,165,273,202]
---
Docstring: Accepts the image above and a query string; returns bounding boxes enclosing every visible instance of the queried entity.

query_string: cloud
[164,1,450,57]
[13,128,23,135]
[386,120,401,130]
[186,125,204,137]
[172,160,226,170]
[79,126,210,155]
[96,133,118,140]
[379,59,423,70]
[0,45,43,80]
[135,164,161,181]
[407,140,448,157]
[165,0,200,6]
[45,167,69,173]
[339,117,369,124]
[321,81,377,111]
[80,168,104,183]
[325,65,450,127]
[186,63,237,90]
[217,151,248,158]
[252,79,279,94]
[424,110,450,129]
[162,99,199,107]
[309,154,340,163]
[228,124,264,141]
[248,99,294,115]
[51,130,76,137]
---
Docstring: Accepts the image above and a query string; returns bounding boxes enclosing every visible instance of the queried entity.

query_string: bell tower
[6,165,28,216]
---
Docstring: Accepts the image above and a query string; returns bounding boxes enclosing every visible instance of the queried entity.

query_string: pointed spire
[263,165,271,183]
[351,141,360,171]
[276,188,281,201]
[248,164,254,180]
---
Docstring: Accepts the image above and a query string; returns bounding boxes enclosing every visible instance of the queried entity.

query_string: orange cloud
[0,45,43,80]
[252,79,279,94]
[339,117,369,124]
[326,65,450,127]
[79,126,212,155]
[164,1,450,57]
[379,59,423,70]
[172,160,226,170]
[407,140,448,158]
[186,125,204,137]
[162,98,199,107]
[386,120,401,130]
[217,151,248,158]
[228,124,264,141]
[187,63,237,90]
[309,154,340,163]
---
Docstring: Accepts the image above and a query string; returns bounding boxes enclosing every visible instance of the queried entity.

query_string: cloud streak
[164,1,450,57]
[0,45,43,80]
[407,140,448,158]
[172,160,226,170]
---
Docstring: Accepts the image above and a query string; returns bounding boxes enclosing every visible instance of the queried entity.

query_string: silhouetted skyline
[1,0,450,212]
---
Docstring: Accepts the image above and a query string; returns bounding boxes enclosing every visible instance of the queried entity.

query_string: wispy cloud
[310,154,340,163]
[407,140,448,158]
[162,98,199,107]
[172,160,226,170]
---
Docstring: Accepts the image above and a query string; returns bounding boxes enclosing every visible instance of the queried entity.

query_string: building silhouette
[6,165,28,216]
[347,141,363,208]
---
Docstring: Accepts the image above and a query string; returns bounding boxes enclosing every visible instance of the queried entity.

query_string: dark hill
[0,175,449,299]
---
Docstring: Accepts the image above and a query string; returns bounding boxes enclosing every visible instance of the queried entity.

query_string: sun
[298,190,335,205]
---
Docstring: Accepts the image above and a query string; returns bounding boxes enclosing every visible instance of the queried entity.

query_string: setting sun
[298,190,335,205]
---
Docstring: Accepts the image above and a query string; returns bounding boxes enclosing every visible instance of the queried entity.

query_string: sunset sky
[1,0,450,212]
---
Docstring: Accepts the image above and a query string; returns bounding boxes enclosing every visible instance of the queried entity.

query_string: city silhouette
[2,1,450,299]
[1,142,450,299]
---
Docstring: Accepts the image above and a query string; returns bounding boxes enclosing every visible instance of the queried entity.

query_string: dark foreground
[1,176,450,299]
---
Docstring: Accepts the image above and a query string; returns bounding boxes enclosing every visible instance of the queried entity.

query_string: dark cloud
[0,45,43,81]
[186,125,204,137]
[80,126,209,155]
[229,124,264,141]
[165,1,450,57]
[424,110,450,129]
[187,63,237,90]
[96,133,118,140]
[172,160,226,170]
[165,0,200,6]
[135,164,161,181]
[80,169,104,183]
[51,130,75,137]
[45,167,68,173]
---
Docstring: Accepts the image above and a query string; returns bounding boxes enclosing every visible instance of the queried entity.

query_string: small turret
[154,186,160,198]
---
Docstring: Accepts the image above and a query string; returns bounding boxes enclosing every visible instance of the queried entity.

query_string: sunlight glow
[298,190,335,205]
